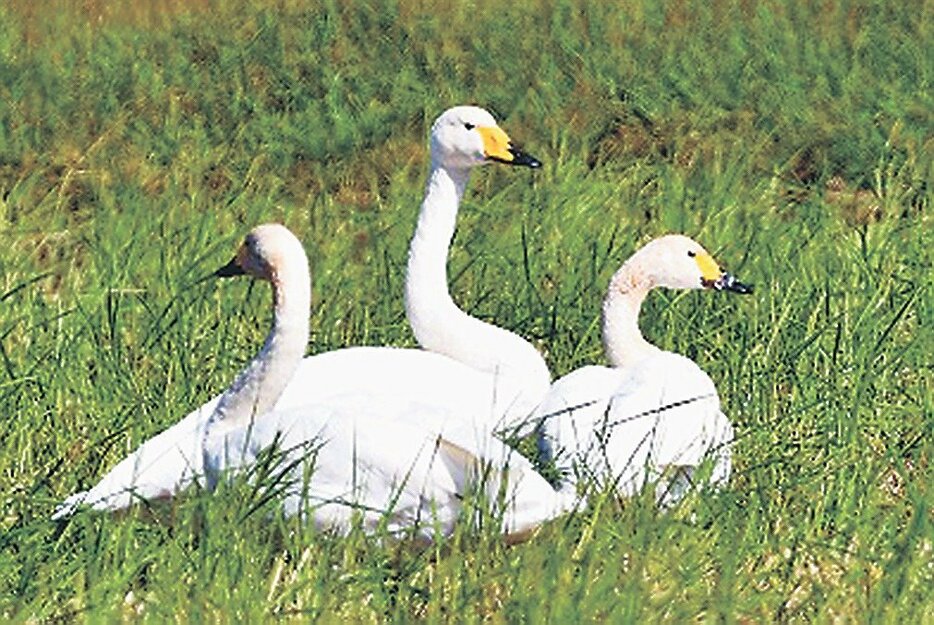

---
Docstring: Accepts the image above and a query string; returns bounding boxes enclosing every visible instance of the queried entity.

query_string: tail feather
[51,402,215,519]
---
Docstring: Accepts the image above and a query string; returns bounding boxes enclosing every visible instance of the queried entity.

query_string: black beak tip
[723,278,754,294]
[213,257,245,278]
[507,147,542,168]
[711,273,754,294]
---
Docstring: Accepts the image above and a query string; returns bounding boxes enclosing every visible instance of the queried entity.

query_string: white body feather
[536,235,745,504]
[538,353,732,504]
[204,393,573,540]
[54,108,552,521]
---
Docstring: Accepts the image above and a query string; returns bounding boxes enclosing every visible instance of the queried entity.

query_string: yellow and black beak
[695,251,753,294]
[477,126,542,168]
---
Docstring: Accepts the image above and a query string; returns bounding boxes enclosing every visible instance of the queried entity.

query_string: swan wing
[535,354,733,501]
[534,365,625,465]
[54,346,541,518]
[204,393,569,539]
[598,353,733,498]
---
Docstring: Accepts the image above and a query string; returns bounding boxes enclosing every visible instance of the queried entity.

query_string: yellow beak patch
[694,251,723,282]
[477,126,513,162]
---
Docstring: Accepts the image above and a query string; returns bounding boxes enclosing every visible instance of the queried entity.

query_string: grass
[0,0,931,621]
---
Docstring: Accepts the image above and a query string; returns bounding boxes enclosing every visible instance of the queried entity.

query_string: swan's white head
[429,106,541,171]
[214,223,307,283]
[625,235,753,293]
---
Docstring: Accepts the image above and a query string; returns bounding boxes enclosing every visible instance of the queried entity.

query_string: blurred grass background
[0,0,931,621]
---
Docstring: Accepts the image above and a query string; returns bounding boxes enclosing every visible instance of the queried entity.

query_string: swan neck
[402,158,550,408]
[602,261,658,368]
[207,263,310,433]
[404,159,474,353]
[405,162,470,321]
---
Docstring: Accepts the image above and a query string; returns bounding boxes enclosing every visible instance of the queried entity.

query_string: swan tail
[52,400,217,519]
[51,491,89,520]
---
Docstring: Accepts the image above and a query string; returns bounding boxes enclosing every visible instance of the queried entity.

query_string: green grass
[1,0,931,621]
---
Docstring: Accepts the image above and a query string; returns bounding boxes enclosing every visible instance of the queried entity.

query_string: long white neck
[206,262,310,436]
[404,159,549,385]
[405,161,469,322]
[602,259,661,369]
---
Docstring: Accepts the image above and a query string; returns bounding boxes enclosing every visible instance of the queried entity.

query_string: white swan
[198,224,572,540]
[54,106,551,517]
[535,235,752,505]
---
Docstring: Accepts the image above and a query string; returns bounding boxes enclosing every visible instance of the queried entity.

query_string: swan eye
[463,122,475,131]
[687,251,696,258]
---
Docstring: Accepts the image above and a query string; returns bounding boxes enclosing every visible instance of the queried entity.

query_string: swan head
[214,223,307,283]
[430,106,541,170]
[629,235,753,294]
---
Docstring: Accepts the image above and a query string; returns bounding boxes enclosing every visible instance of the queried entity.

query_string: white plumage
[536,235,751,504]
[207,394,573,541]
[60,224,572,540]
[55,107,552,518]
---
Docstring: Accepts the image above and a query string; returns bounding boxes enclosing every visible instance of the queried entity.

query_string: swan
[201,224,573,539]
[54,106,551,517]
[535,235,752,505]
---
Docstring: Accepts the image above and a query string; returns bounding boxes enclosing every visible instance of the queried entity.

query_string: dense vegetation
[1,0,930,621]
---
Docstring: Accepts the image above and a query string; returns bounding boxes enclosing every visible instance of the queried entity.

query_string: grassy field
[1,0,931,621]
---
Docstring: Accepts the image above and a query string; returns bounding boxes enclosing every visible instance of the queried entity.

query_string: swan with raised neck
[538,234,752,502]
[201,224,311,464]
[405,106,548,395]
[53,106,552,517]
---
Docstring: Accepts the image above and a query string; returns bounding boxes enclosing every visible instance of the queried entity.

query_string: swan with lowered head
[200,224,573,539]
[535,235,752,505]
[55,107,551,517]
